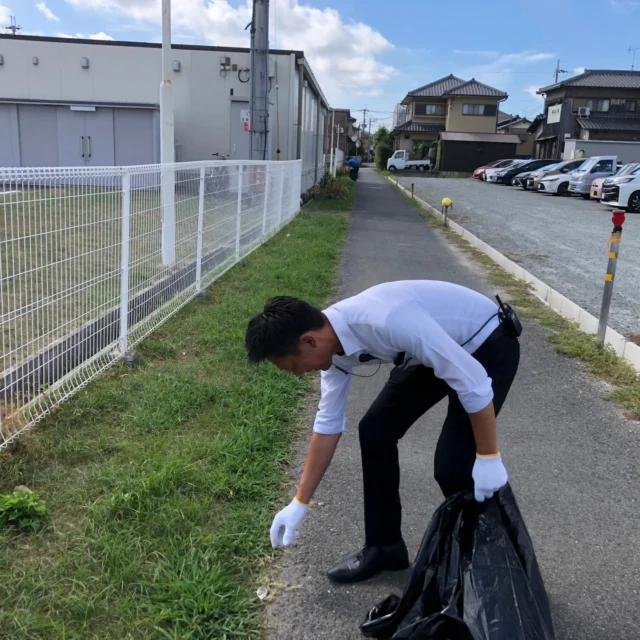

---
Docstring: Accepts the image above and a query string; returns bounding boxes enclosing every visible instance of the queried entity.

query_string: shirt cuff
[457,377,494,413]
[313,414,346,435]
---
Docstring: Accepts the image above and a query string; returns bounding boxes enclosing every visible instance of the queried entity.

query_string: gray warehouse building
[0,34,329,188]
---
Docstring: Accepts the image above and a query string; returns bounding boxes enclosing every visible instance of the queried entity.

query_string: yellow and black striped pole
[597,209,626,343]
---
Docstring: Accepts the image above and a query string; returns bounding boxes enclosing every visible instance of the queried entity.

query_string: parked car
[568,156,618,199]
[505,159,557,188]
[591,163,638,200]
[601,164,640,212]
[526,159,585,191]
[473,159,511,180]
[387,150,432,172]
[484,160,527,183]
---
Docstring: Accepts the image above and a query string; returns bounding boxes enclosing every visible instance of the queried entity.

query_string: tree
[373,125,392,149]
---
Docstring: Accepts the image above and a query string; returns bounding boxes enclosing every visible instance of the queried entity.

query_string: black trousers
[359,327,520,546]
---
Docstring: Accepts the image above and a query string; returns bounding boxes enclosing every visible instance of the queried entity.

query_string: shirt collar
[324,307,363,357]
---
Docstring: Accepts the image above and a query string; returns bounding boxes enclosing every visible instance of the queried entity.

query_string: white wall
[563,138,640,163]
[0,38,298,163]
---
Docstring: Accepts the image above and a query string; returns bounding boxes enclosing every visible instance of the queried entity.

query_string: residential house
[496,113,533,157]
[325,108,357,159]
[526,113,546,158]
[392,75,519,171]
[536,69,640,159]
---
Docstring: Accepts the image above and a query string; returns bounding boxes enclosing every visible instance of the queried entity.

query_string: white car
[483,160,526,183]
[537,172,573,196]
[601,166,640,213]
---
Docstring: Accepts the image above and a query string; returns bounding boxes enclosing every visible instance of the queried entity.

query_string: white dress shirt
[313,280,501,435]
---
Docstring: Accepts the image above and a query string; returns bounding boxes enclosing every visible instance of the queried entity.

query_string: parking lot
[398,176,640,337]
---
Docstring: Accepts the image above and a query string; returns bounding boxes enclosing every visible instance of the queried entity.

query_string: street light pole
[160,0,176,265]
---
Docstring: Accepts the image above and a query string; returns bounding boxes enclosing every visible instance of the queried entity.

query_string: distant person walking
[347,157,359,181]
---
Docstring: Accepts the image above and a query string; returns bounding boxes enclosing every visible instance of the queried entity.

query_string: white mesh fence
[0,159,302,449]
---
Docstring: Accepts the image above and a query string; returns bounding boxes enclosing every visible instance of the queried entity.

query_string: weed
[0,489,48,533]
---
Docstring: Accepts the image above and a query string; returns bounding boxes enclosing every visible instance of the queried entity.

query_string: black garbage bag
[361,485,555,640]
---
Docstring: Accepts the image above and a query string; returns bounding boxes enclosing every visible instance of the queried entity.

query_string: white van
[601,165,640,213]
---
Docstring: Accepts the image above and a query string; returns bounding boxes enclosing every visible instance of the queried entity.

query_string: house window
[414,103,446,116]
[586,99,610,112]
[626,100,637,112]
[462,104,497,116]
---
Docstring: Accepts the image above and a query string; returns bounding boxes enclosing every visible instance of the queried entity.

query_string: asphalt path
[267,169,640,640]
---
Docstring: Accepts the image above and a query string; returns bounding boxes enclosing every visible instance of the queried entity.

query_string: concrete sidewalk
[267,169,640,640]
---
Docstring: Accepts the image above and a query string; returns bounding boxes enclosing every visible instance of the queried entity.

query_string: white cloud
[574,66,586,75]
[35,2,60,21]
[63,0,395,104]
[610,0,639,13]
[57,31,115,40]
[0,5,13,26]
[456,50,555,93]
[524,86,543,104]
[453,49,498,57]
[89,31,115,39]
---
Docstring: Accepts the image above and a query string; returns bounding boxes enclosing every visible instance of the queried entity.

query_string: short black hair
[245,296,325,363]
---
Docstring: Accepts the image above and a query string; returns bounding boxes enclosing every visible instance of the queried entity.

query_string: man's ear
[299,333,317,349]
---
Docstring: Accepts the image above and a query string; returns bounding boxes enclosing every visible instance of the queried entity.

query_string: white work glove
[472,452,508,502]
[270,497,308,548]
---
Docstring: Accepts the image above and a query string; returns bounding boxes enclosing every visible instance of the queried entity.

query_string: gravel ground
[398,176,640,337]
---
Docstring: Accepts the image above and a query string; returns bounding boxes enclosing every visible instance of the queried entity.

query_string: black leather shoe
[327,540,410,584]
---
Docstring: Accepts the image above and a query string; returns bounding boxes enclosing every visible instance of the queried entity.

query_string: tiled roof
[497,117,531,130]
[539,69,640,93]
[498,110,514,123]
[444,79,507,97]
[407,74,507,98]
[408,74,466,97]
[393,120,446,133]
[576,116,640,131]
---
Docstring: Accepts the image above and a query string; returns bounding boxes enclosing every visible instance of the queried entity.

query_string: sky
[3,0,640,132]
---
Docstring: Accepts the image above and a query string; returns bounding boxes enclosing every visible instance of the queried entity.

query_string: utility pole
[554,59,568,84]
[3,15,21,35]
[249,0,269,160]
[629,46,640,71]
[160,0,176,266]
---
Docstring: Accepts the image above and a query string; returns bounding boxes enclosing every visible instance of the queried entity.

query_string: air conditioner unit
[577,107,591,117]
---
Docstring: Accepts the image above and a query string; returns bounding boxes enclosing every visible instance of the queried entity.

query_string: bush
[311,173,349,199]
[375,143,393,171]
[0,489,48,533]
[336,165,349,177]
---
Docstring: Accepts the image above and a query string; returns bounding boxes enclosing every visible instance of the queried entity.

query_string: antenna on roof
[3,15,21,35]
[629,46,640,71]
[553,59,568,83]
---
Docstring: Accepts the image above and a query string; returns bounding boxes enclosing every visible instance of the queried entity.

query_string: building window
[626,100,637,112]
[586,99,610,112]
[462,104,497,116]
[414,103,446,116]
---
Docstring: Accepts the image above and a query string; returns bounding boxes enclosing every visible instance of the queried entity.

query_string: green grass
[302,176,356,213]
[388,177,640,421]
[0,211,348,639]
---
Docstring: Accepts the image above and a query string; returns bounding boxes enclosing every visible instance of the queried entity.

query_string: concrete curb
[387,176,640,374]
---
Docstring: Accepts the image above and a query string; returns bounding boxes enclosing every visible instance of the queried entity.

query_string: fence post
[195,167,205,293]
[277,165,285,227]
[119,173,132,355]
[262,164,270,237]
[597,210,625,343]
[236,164,243,260]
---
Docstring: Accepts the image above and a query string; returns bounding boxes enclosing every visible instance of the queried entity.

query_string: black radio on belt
[496,295,522,338]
